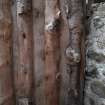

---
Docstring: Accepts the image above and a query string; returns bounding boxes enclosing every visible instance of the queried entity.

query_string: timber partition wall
[0,0,86,105]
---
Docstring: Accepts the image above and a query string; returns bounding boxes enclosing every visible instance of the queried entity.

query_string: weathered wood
[64,0,85,105]
[13,0,34,104]
[33,0,45,105]
[0,0,14,105]
[45,0,61,105]
[59,0,70,105]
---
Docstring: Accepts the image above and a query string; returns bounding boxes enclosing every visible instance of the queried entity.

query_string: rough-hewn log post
[14,0,34,104]
[0,0,14,105]
[33,0,45,105]
[65,0,85,105]
[45,0,61,105]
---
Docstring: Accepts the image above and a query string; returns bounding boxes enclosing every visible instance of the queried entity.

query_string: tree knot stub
[45,19,60,33]
[65,47,81,65]
[18,97,33,105]
[45,11,61,33]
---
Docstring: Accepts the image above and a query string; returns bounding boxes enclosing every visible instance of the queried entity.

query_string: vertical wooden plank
[0,0,14,104]
[64,0,85,105]
[33,0,45,105]
[59,0,70,104]
[44,0,61,105]
[13,0,34,104]
[12,0,20,104]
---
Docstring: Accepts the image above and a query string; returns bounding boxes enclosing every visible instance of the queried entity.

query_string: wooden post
[14,0,34,104]
[65,0,85,105]
[0,0,14,104]
[44,0,61,105]
[33,0,45,105]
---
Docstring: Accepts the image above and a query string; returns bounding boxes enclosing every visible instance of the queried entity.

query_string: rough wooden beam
[14,0,34,104]
[59,0,70,104]
[45,0,61,105]
[65,0,85,105]
[33,0,45,105]
[0,0,14,105]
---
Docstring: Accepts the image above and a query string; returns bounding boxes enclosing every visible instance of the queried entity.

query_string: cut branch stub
[66,46,81,65]
[45,0,61,105]
[18,97,33,105]
[45,10,61,33]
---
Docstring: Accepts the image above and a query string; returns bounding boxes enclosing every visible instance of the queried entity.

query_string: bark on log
[14,0,34,105]
[0,0,14,105]
[45,0,61,105]
[65,0,85,105]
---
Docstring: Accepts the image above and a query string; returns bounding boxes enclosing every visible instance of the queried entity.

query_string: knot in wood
[18,97,33,105]
[65,47,81,65]
[45,18,60,33]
